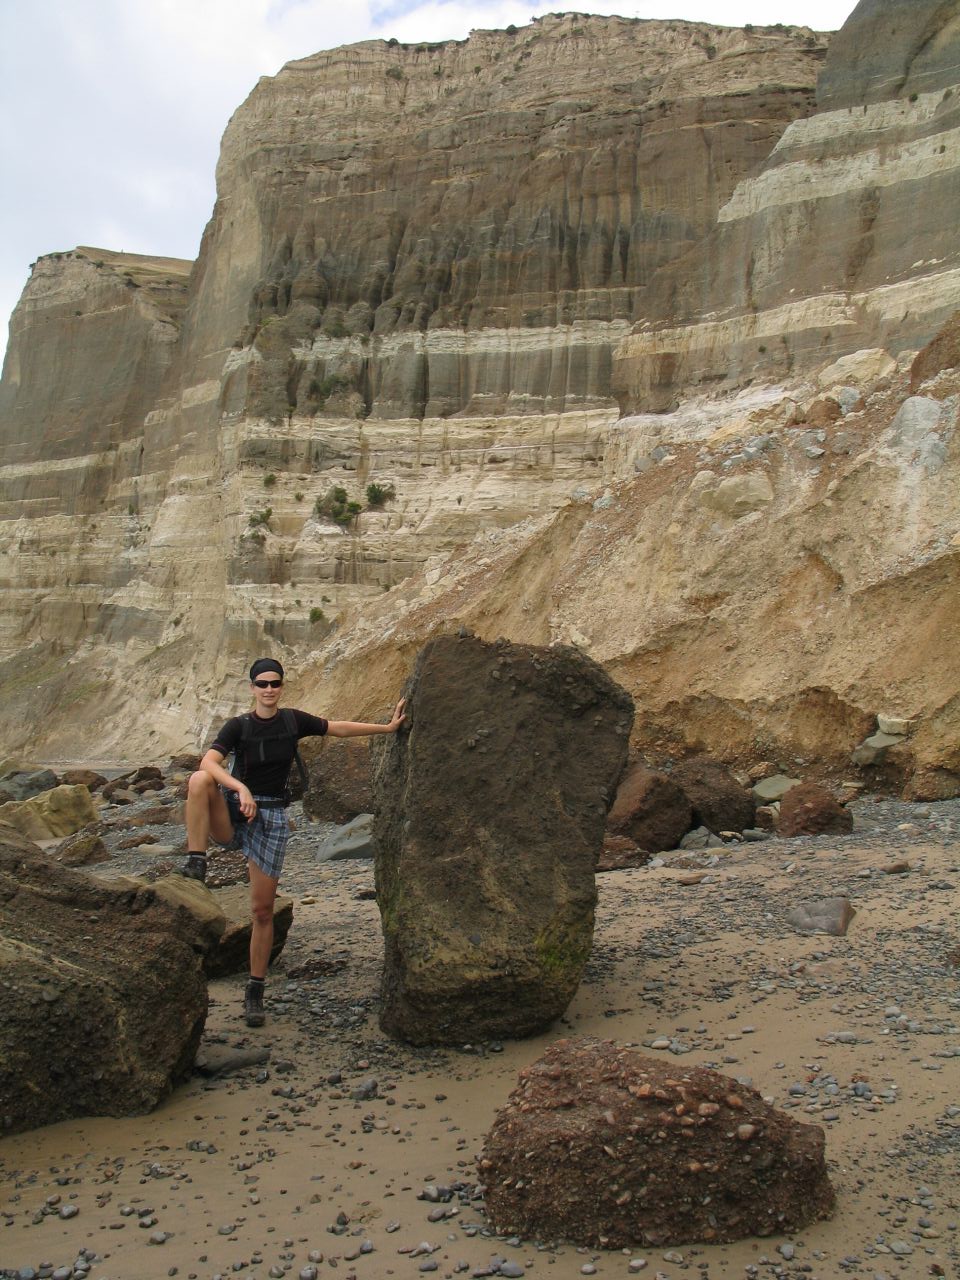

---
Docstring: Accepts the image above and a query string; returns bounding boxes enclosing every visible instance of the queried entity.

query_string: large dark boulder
[607,763,692,853]
[480,1037,835,1248]
[0,825,208,1136]
[671,756,756,835]
[373,634,633,1045]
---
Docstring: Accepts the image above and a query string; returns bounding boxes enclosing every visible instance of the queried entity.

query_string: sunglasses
[252,678,283,688]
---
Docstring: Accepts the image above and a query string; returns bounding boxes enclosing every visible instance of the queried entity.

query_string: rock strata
[373,634,632,1044]
[615,1,960,409]
[479,1036,835,1248]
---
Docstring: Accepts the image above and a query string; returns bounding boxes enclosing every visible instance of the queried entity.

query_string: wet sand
[2,805,959,1280]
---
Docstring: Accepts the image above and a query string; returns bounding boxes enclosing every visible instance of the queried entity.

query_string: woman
[183,657,405,1027]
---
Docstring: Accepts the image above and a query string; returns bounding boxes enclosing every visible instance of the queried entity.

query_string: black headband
[249,657,284,681]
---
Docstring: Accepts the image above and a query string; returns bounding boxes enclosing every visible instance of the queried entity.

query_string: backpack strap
[281,708,309,793]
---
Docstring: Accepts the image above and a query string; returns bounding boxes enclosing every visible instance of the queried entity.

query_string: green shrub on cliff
[315,487,361,526]
[365,482,396,507]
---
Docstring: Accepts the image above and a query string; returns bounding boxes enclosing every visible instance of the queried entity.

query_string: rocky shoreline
[2,792,958,1280]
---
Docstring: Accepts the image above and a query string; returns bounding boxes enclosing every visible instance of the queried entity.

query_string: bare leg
[185,771,234,849]
[248,859,279,979]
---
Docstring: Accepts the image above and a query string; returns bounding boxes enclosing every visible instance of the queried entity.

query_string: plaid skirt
[220,791,290,880]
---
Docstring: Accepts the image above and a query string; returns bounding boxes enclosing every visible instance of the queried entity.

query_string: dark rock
[374,634,632,1045]
[131,766,164,784]
[479,1037,835,1248]
[118,832,156,848]
[136,876,293,977]
[168,752,201,773]
[301,737,373,823]
[597,834,650,872]
[55,831,111,866]
[122,803,180,828]
[778,781,853,837]
[0,768,59,802]
[803,396,842,426]
[911,309,960,390]
[58,768,108,791]
[101,778,137,803]
[0,826,207,1135]
[607,763,692,853]
[671,756,756,834]
[133,777,165,794]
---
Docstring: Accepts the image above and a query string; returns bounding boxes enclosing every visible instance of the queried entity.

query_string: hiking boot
[181,853,208,883]
[244,980,266,1028]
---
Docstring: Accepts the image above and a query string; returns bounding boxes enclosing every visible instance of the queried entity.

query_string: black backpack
[231,708,308,804]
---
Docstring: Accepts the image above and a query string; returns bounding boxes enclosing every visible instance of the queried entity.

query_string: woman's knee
[251,899,274,927]
[187,770,215,799]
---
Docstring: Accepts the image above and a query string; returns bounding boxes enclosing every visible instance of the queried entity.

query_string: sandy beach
[2,799,958,1280]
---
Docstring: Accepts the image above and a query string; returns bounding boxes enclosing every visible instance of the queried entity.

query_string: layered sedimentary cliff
[0,3,957,795]
[615,0,960,409]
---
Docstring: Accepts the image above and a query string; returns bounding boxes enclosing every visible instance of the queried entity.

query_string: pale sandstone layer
[0,7,957,794]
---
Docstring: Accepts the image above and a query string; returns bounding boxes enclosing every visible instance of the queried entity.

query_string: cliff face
[0,14,826,759]
[203,13,821,422]
[0,4,957,795]
[615,0,960,410]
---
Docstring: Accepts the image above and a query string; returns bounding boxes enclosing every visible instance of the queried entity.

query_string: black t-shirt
[210,709,328,798]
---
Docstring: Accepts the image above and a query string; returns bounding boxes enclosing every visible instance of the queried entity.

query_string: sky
[0,0,860,363]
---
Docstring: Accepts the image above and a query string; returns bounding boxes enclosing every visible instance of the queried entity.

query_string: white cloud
[0,0,859,362]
